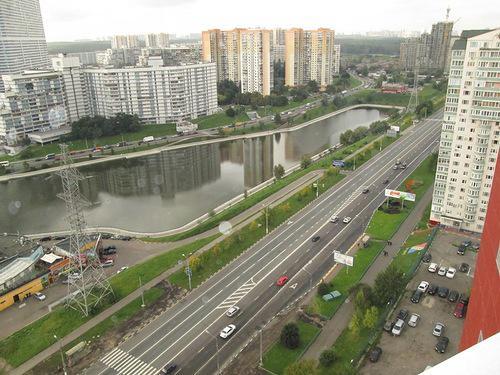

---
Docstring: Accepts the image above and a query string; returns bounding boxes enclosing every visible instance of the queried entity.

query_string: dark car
[397,309,409,321]
[120,236,132,241]
[383,179,389,184]
[103,245,116,251]
[383,320,395,333]
[411,289,424,304]
[362,188,370,194]
[311,236,320,242]
[435,337,449,353]
[369,346,382,362]
[459,294,469,305]
[459,263,470,273]
[102,248,117,255]
[461,240,472,247]
[428,284,439,295]
[457,245,466,255]
[437,287,450,298]
[101,233,112,239]
[422,252,432,263]
[448,290,459,303]
[454,302,467,318]
[160,363,177,374]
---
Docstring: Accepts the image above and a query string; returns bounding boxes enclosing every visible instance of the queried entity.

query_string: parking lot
[361,230,477,375]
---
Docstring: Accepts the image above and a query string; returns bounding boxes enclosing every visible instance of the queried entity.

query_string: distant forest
[47,37,402,56]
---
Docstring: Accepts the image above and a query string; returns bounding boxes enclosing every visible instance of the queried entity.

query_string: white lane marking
[216,280,257,310]
[101,349,157,375]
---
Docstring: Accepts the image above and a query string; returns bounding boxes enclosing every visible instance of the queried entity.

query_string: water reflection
[0,108,382,233]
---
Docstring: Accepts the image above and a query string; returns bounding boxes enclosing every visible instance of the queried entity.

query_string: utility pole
[54,335,67,375]
[262,205,269,234]
[182,253,192,290]
[259,327,264,366]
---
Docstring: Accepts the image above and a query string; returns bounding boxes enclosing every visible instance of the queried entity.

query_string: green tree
[301,155,312,169]
[321,96,328,107]
[306,80,319,93]
[274,113,282,125]
[348,312,362,337]
[280,323,300,349]
[363,306,379,329]
[373,263,406,306]
[317,282,330,296]
[284,359,319,375]
[274,164,285,179]
[319,349,336,367]
[225,107,236,117]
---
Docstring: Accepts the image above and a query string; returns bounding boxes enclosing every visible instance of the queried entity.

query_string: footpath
[302,186,434,360]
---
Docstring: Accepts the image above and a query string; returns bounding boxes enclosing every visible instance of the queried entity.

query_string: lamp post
[54,334,67,375]
[262,205,269,234]
[205,330,220,374]
[313,182,319,198]
[182,253,192,290]
[139,276,145,308]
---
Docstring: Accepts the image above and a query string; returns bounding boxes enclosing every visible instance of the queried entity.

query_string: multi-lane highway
[86,110,443,375]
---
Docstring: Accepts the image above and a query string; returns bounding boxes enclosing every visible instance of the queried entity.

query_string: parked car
[329,215,339,223]
[446,267,457,279]
[408,313,420,327]
[101,233,112,239]
[435,337,450,353]
[219,324,236,339]
[422,252,432,263]
[428,263,438,273]
[472,243,480,250]
[417,281,429,293]
[433,322,445,337]
[101,259,114,268]
[397,309,409,321]
[34,292,46,301]
[311,236,320,242]
[117,266,128,274]
[438,287,450,298]
[459,294,469,305]
[448,290,459,303]
[457,245,466,255]
[461,240,472,247]
[454,301,467,318]
[343,216,352,224]
[392,319,405,336]
[225,306,240,317]
[459,263,470,273]
[277,276,289,287]
[383,320,395,333]
[437,266,447,276]
[428,284,439,295]
[411,290,424,304]
[369,347,382,362]
[160,364,177,374]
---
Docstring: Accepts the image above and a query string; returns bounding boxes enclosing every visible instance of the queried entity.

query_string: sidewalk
[9,169,324,375]
[302,187,434,360]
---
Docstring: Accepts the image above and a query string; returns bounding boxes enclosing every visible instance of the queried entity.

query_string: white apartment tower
[333,45,341,76]
[430,29,500,234]
[0,0,50,91]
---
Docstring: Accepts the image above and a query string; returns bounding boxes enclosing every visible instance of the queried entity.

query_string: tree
[373,263,406,306]
[348,312,362,337]
[274,113,282,125]
[321,96,328,107]
[274,164,285,179]
[317,282,330,296]
[363,306,379,329]
[301,155,312,169]
[319,349,336,367]
[189,255,202,272]
[284,359,319,375]
[225,107,236,117]
[217,79,240,104]
[306,80,319,93]
[280,323,300,349]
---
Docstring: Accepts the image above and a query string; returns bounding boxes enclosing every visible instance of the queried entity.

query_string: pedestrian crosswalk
[216,278,257,310]
[101,348,158,375]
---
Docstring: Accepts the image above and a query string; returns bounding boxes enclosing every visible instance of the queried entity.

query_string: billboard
[390,125,400,132]
[333,251,354,266]
[385,189,416,202]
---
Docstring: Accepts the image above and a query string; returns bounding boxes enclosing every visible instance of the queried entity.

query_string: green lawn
[193,110,249,129]
[416,202,432,230]
[0,236,217,368]
[306,241,385,319]
[263,321,320,375]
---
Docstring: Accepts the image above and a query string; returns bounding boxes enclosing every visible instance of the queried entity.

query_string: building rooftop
[452,29,491,50]
[0,246,44,287]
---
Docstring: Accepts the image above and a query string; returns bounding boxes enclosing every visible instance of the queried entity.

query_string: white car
[330,215,339,223]
[117,266,129,274]
[219,324,236,339]
[408,313,420,328]
[391,319,405,336]
[225,306,240,317]
[446,267,456,279]
[437,266,447,276]
[34,292,46,301]
[433,322,445,337]
[428,263,438,273]
[417,281,429,293]
[343,217,352,224]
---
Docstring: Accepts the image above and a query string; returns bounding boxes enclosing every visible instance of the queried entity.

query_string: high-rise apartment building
[333,45,341,76]
[272,29,286,62]
[430,29,500,234]
[145,33,169,48]
[111,35,140,49]
[201,28,273,95]
[429,21,454,71]
[0,0,50,91]
[399,37,420,71]
[126,35,140,48]
[284,28,336,88]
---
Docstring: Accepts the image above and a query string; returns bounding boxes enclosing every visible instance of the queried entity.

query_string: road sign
[333,251,354,267]
[384,189,416,202]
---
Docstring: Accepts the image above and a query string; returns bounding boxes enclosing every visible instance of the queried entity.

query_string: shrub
[317,282,330,296]
[319,349,337,367]
[280,322,300,349]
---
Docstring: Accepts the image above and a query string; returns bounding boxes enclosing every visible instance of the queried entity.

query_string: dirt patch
[26,281,185,375]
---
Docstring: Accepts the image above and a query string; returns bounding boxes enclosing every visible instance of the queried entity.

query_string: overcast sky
[39,0,499,41]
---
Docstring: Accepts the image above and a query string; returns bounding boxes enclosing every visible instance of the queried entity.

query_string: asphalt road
[85,110,442,375]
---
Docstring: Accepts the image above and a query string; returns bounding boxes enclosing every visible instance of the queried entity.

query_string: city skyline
[39,0,500,42]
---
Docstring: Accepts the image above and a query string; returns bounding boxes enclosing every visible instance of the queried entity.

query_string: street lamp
[262,205,269,234]
[139,276,145,308]
[182,253,193,290]
[313,182,319,198]
[257,323,265,367]
[205,330,220,374]
[54,334,67,375]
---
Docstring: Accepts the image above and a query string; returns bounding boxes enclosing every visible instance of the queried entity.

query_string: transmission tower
[57,144,113,317]
[406,58,419,114]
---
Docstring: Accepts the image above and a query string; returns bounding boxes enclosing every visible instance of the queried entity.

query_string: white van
[143,136,154,142]
[0,160,9,167]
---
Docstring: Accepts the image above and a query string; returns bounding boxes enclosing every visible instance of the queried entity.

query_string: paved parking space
[361,231,478,375]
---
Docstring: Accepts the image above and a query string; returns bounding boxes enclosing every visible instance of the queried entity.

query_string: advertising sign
[333,251,354,267]
[384,189,416,202]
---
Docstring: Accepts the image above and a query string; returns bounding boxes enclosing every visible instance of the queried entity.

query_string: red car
[454,302,467,318]
[277,276,289,287]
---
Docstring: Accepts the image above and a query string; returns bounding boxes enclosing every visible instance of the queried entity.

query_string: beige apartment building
[430,29,500,234]
[285,28,335,88]
[201,28,273,95]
